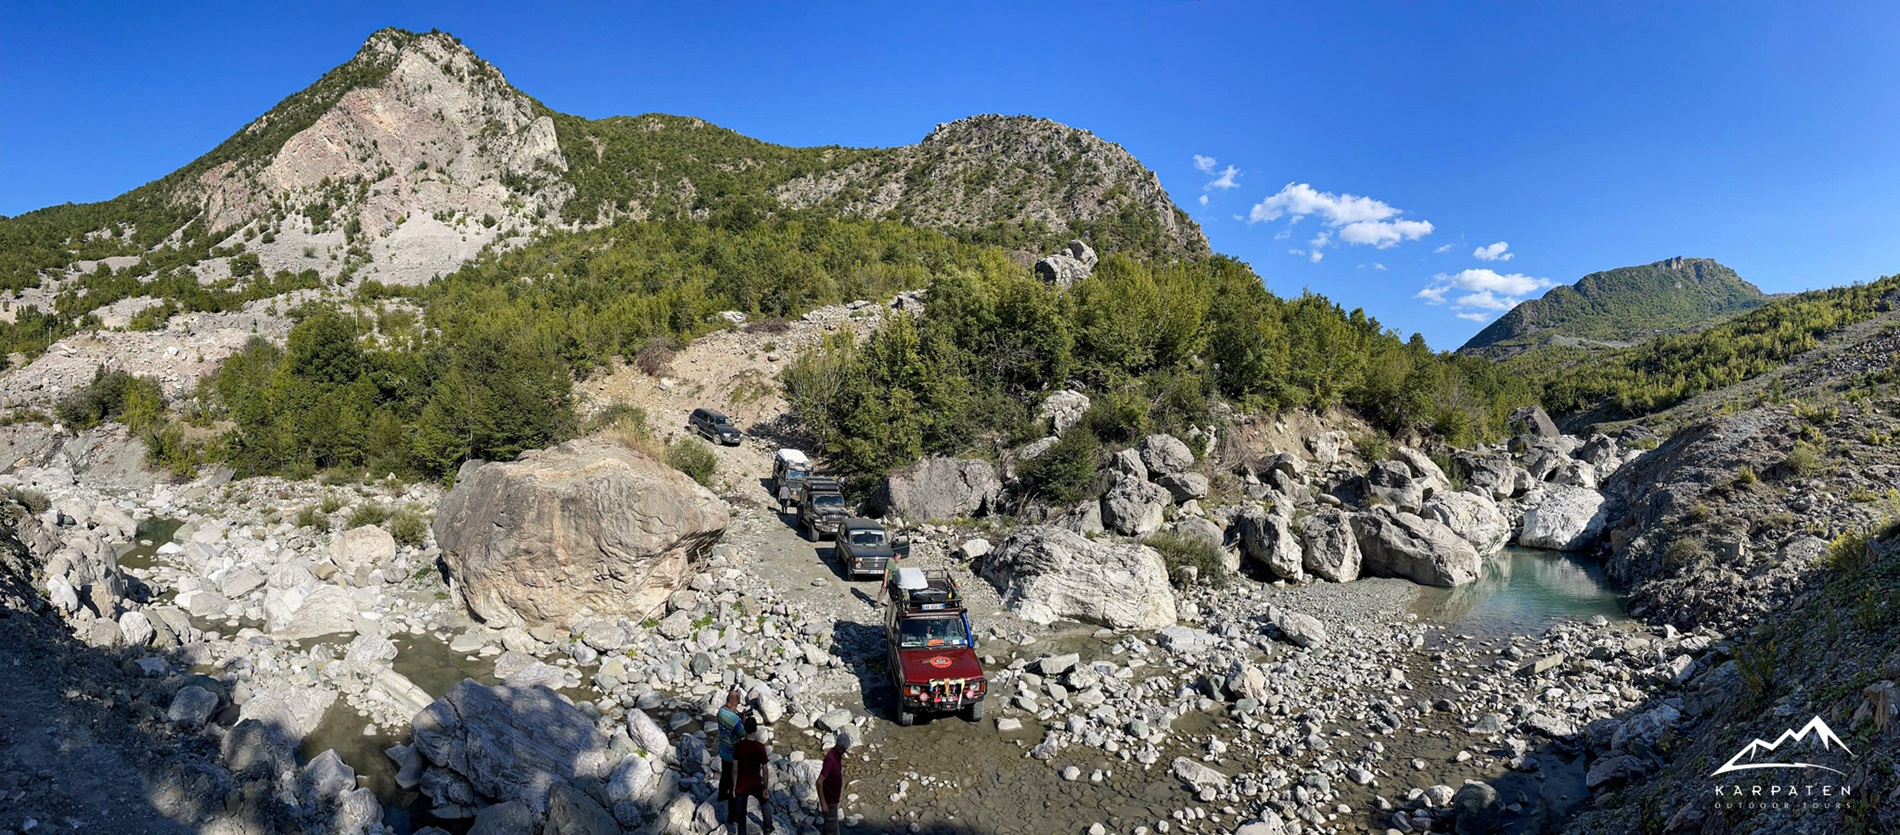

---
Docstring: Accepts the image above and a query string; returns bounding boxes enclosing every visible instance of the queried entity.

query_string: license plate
[922,603,943,610]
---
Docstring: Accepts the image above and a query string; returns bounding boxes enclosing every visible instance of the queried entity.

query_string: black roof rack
[887,566,964,614]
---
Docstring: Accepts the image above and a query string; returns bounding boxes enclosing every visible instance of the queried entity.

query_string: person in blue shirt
[716,688,745,802]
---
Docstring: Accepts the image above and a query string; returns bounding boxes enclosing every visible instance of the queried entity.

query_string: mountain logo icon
[1711,716,1854,777]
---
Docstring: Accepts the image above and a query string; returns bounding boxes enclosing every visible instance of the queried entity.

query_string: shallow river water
[1409,546,1629,638]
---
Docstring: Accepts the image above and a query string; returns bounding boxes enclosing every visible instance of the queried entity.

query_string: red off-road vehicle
[880,565,986,725]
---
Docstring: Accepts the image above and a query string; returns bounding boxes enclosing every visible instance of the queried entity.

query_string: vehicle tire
[964,701,984,722]
[897,709,915,727]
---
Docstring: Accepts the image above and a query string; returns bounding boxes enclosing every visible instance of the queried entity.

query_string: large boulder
[1299,507,1362,583]
[1235,508,1304,582]
[331,525,397,576]
[1101,478,1169,536]
[1392,447,1451,494]
[975,526,1176,630]
[238,683,337,745]
[1349,506,1482,587]
[267,584,359,641]
[1509,405,1562,439]
[411,680,611,817]
[1034,240,1099,288]
[877,456,1001,521]
[1137,434,1195,477]
[1454,450,1522,500]
[1517,484,1609,551]
[1421,491,1511,555]
[1363,460,1427,513]
[1037,390,1091,435]
[432,438,729,629]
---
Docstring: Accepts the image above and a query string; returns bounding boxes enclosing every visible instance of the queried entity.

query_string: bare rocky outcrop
[1035,240,1100,288]
[432,437,728,629]
[975,526,1176,630]
[877,456,1002,521]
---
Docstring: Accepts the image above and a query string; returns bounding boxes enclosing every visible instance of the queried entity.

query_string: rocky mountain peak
[181,28,568,285]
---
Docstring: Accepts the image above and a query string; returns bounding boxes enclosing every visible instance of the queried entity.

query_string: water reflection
[1411,546,1627,636]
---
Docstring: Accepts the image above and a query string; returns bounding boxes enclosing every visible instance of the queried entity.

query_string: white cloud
[1434,243,1453,253]
[1337,218,1433,249]
[1206,165,1240,190]
[1198,194,1208,206]
[1273,228,1292,241]
[1248,182,1433,258]
[1473,241,1513,262]
[1457,312,1490,322]
[1373,263,1387,271]
[1454,290,1517,311]
[1287,248,1306,256]
[1416,268,1553,316]
[1193,154,1218,174]
[1309,250,1324,263]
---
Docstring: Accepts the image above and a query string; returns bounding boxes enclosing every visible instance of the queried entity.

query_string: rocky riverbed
[0,390,1773,835]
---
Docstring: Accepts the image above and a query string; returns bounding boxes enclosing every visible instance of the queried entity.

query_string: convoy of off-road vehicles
[760,439,988,725]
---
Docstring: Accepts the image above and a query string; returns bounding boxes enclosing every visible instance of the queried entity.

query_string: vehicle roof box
[895,566,927,590]
[775,449,810,467]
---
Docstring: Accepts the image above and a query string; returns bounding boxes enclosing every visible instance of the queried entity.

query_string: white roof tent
[775,449,810,467]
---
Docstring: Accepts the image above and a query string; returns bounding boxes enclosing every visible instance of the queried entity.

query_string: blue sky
[6,1,1900,349]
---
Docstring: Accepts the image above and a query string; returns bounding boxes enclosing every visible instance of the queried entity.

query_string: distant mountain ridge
[0,28,1205,291]
[1459,257,1768,359]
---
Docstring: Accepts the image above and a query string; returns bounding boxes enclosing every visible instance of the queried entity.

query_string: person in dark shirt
[716,688,745,801]
[816,732,850,835]
[729,715,772,834]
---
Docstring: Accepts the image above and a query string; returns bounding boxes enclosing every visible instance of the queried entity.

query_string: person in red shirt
[729,715,773,834]
[816,733,850,835]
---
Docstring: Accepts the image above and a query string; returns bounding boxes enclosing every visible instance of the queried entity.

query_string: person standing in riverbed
[816,732,849,835]
[729,715,773,835]
[717,688,745,802]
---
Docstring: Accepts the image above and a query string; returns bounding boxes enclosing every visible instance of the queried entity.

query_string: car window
[851,530,886,548]
[813,494,844,508]
[709,414,730,425]
[898,617,969,649]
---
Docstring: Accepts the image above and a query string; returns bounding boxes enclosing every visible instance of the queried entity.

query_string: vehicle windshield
[708,414,731,426]
[784,469,808,481]
[850,529,886,548]
[898,617,969,649]
[812,494,844,509]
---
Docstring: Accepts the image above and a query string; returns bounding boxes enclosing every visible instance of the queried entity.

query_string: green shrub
[1664,536,1705,567]
[294,505,330,531]
[55,367,165,431]
[665,438,718,487]
[1019,429,1101,505]
[317,493,347,514]
[1734,464,1758,486]
[1144,531,1229,589]
[5,486,49,514]
[1080,390,1150,445]
[1354,431,1393,464]
[388,504,429,548]
[1825,529,1872,574]
[1779,442,1826,478]
[347,502,392,528]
